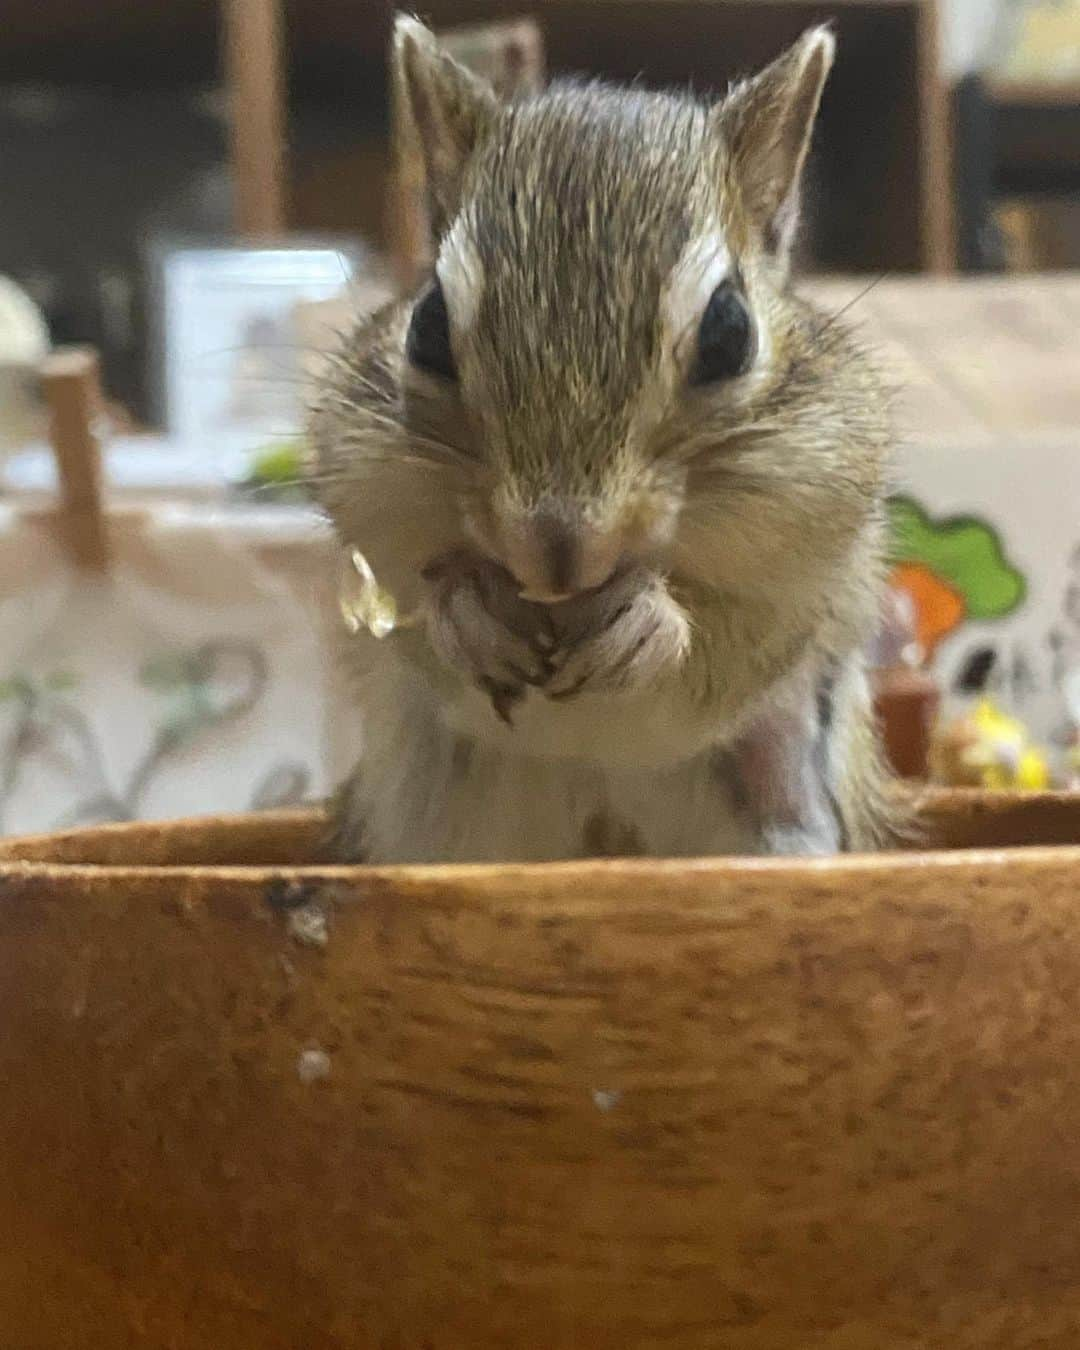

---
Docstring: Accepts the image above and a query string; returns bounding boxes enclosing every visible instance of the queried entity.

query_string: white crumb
[288,904,329,949]
[297,1047,332,1084]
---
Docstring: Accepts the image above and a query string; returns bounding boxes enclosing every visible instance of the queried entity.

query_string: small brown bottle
[871,586,940,779]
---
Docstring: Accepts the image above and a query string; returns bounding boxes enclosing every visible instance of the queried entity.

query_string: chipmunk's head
[318,19,886,610]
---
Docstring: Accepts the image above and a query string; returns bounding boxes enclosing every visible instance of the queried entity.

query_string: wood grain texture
[1,791,1079,1347]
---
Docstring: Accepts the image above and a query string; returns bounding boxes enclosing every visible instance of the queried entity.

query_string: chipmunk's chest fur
[442,679,722,767]
[333,642,762,863]
[328,625,853,864]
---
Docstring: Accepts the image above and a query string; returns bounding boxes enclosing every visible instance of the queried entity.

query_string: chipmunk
[309,15,898,863]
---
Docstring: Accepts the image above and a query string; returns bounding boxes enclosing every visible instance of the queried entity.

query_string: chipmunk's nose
[499,502,622,604]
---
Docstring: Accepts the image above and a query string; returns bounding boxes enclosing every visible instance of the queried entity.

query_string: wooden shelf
[0,0,953,272]
[993,90,1080,195]
[986,78,1080,108]
[0,0,388,99]
[952,72,1080,268]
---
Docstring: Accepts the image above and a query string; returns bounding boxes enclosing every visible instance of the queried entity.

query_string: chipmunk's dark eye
[406,279,456,380]
[689,280,755,385]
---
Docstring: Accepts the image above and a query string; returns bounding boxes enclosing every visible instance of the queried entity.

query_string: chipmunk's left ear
[393,14,499,237]
[713,26,835,260]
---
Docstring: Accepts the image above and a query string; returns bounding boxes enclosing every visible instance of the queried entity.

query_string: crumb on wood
[288,903,329,949]
[297,1047,332,1084]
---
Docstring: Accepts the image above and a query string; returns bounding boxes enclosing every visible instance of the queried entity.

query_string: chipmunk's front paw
[546,570,691,699]
[424,554,554,722]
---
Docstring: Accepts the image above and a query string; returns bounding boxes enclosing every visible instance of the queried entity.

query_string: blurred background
[1,0,1078,835]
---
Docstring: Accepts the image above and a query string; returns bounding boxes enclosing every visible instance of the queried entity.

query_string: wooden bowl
[2,790,1079,1349]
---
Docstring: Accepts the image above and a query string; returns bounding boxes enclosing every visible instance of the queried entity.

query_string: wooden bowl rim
[0,790,1078,893]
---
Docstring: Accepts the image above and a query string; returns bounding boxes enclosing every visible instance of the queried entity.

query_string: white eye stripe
[661,230,731,365]
[436,218,484,334]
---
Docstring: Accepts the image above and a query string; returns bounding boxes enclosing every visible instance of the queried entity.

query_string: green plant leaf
[888,496,1026,620]
[247,439,305,485]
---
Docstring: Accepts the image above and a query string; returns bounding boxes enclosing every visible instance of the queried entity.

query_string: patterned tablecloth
[0,503,340,837]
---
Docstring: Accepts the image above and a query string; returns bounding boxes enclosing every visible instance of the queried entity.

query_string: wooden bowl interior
[0,791,1079,1347]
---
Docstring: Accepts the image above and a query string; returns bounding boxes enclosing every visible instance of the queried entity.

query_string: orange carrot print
[890,562,966,657]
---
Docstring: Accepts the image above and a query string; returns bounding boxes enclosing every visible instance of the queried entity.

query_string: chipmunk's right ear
[393,14,498,235]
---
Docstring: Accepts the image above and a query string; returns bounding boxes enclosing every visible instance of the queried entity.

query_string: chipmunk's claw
[479,677,523,725]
